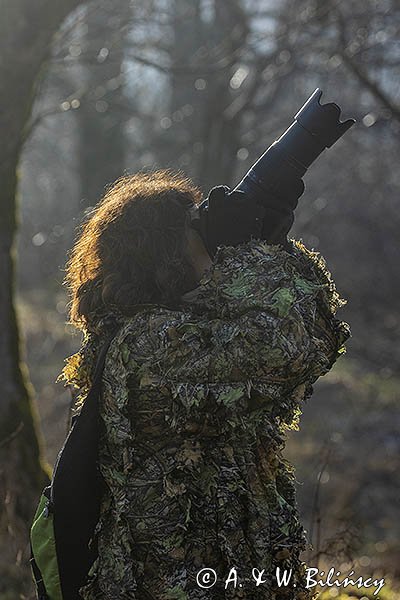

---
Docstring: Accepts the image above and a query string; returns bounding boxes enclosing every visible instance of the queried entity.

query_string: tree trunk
[76,1,131,208]
[0,1,82,595]
[159,0,251,190]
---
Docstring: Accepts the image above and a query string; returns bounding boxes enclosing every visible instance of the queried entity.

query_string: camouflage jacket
[60,239,350,600]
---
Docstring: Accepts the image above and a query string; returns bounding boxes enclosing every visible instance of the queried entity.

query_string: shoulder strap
[69,328,118,429]
[51,325,120,600]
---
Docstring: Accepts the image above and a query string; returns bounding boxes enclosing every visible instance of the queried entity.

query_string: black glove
[258,177,305,245]
[191,185,266,258]
[191,177,304,256]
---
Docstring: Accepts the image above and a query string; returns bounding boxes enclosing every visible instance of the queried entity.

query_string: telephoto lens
[191,88,356,251]
[233,88,356,202]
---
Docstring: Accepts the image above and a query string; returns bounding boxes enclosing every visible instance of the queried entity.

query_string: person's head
[65,170,212,332]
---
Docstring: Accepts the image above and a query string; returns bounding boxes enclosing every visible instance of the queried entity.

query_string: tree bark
[0,1,82,595]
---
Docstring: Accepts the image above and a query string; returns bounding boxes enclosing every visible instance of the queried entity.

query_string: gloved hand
[191,185,266,258]
[191,176,305,256]
[259,177,305,245]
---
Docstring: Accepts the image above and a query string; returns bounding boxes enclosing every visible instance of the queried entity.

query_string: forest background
[0,0,399,598]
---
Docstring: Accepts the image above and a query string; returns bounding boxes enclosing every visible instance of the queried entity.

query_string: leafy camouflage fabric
[60,238,350,600]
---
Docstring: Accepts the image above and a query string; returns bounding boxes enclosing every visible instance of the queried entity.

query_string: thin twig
[308,443,332,565]
[0,422,24,449]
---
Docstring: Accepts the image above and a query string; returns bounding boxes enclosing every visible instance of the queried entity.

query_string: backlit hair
[64,169,203,332]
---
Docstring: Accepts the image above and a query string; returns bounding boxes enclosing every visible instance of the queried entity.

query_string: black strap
[30,541,49,600]
[70,331,116,428]
[31,327,120,600]
[54,327,120,600]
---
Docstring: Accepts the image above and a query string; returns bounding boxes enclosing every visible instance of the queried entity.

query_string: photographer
[57,168,349,600]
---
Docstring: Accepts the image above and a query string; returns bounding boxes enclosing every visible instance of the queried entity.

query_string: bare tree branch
[340,52,400,121]
[335,7,400,121]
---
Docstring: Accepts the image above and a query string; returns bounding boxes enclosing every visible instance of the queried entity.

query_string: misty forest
[0,0,399,598]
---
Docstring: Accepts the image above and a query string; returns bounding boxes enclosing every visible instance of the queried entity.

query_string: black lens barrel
[233,88,356,201]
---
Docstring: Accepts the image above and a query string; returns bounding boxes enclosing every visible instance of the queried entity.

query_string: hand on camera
[192,185,266,257]
[259,177,305,245]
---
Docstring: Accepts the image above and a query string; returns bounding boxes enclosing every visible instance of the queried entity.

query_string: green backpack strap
[30,326,119,600]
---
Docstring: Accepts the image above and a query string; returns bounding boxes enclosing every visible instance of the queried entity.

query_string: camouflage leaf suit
[60,238,350,600]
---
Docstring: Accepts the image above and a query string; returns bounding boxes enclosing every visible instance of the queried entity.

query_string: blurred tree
[75,1,133,207]
[3,0,399,585]
[310,0,399,121]
[122,0,298,191]
[0,0,82,595]
[286,0,400,367]
[165,0,251,185]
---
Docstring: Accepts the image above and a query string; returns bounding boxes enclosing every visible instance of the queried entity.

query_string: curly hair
[64,170,203,332]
